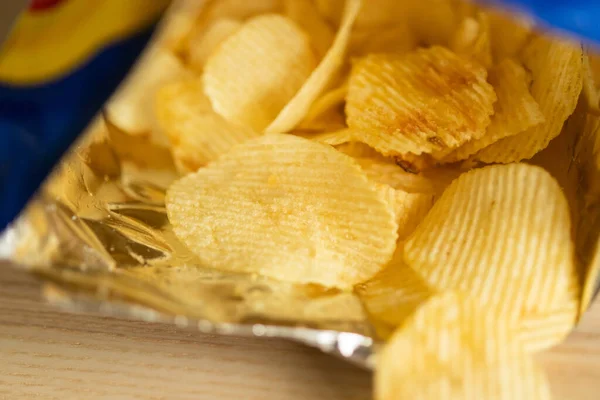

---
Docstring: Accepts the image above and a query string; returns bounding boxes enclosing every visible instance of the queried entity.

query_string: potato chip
[200,0,283,23]
[583,53,600,115]
[488,11,533,62]
[301,80,348,125]
[296,107,348,132]
[265,0,361,133]
[450,13,492,69]
[441,59,544,162]
[283,0,335,60]
[187,18,242,71]
[154,79,259,173]
[346,47,496,157]
[337,143,460,194]
[203,15,317,131]
[105,47,193,141]
[376,293,551,400]
[355,247,433,339]
[404,164,577,324]
[473,36,583,163]
[166,134,398,289]
[298,128,355,146]
[349,25,416,57]
[378,185,436,240]
[408,0,464,46]
[315,0,407,29]
[157,0,206,54]
[518,281,579,353]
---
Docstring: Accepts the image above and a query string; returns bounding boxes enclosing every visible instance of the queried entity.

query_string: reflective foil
[2,1,600,369]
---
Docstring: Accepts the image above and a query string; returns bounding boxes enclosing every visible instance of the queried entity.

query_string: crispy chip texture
[265,0,361,133]
[203,14,317,131]
[154,79,259,173]
[488,11,533,62]
[404,164,577,323]
[450,13,492,69]
[187,18,242,71]
[106,48,193,140]
[299,128,354,146]
[346,47,496,157]
[378,185,436,240]
[337,143,460,194]
[442,59,544,162]
[166,134,397,289]
[518,282,579,353]
[355,248,433,339]
[376,293,551,400]
[283,0,335,59]
[474,36,583,163]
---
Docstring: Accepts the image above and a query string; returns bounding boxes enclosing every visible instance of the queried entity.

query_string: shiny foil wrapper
[2,1,600,370]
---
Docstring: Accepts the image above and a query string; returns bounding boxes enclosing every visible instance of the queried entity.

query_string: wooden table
[1,265,599,400]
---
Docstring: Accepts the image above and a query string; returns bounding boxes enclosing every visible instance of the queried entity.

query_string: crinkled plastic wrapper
[1,0,600,369]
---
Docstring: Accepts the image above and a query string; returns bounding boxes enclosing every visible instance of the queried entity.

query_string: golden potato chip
[265,0,361,133]
[488,11,533,62]
[315,0,406,29]
[283,0,335,60]
[166,134,398,289]
[301,80,348,125]
[355,247,433,339]
[298,128,355,146]
[187,18,242,71]
[105,47,193,141]
[296,107,347,132]
[404,164,577,324]
[349,24,416,57]
[156,0,206,54]
[346,47,496,157]
[583,53,600,115]
[376,293,551,400]
[450,13,492,69]
[200,0,283,23]
[378,185,436,240]
[154,79,259,173]
[473,36,583,163]
[337,143,460,194]
[441,59,544,162]
[407,0,464,46]
[582,244,600,314]
[518,281,579,353]
[203,15,317,131]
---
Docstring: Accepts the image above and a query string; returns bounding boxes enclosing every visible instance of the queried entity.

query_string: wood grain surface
[1,264,599,400]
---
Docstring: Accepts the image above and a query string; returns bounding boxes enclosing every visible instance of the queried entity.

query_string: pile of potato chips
[101,0,600,398]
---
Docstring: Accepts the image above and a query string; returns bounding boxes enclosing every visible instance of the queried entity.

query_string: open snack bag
[3,0,600,398]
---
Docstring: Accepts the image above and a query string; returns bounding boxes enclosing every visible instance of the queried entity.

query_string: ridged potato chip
[404,164,577,323]
[488,11,533,62]
[355,248,433,339]
[583,53,600,114]
[187,18,242,71]
[301,80,348,126]
[378,185,436,240]
[337,143,460,194]
[200,0,283,23]
[166,134,398,289]
[346,47,496,157]
[450,13,492,69]
[518,281,579,353]
[265,0,361,133]
[283,0,335,59]
[349,25,416,57]
[154,79,259,173]
[105,47,193,141]
[473,36,583,163]
[441,59,544,162]
[376,293,551,400]
[203,15,317,131]
[298,128,354,146]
